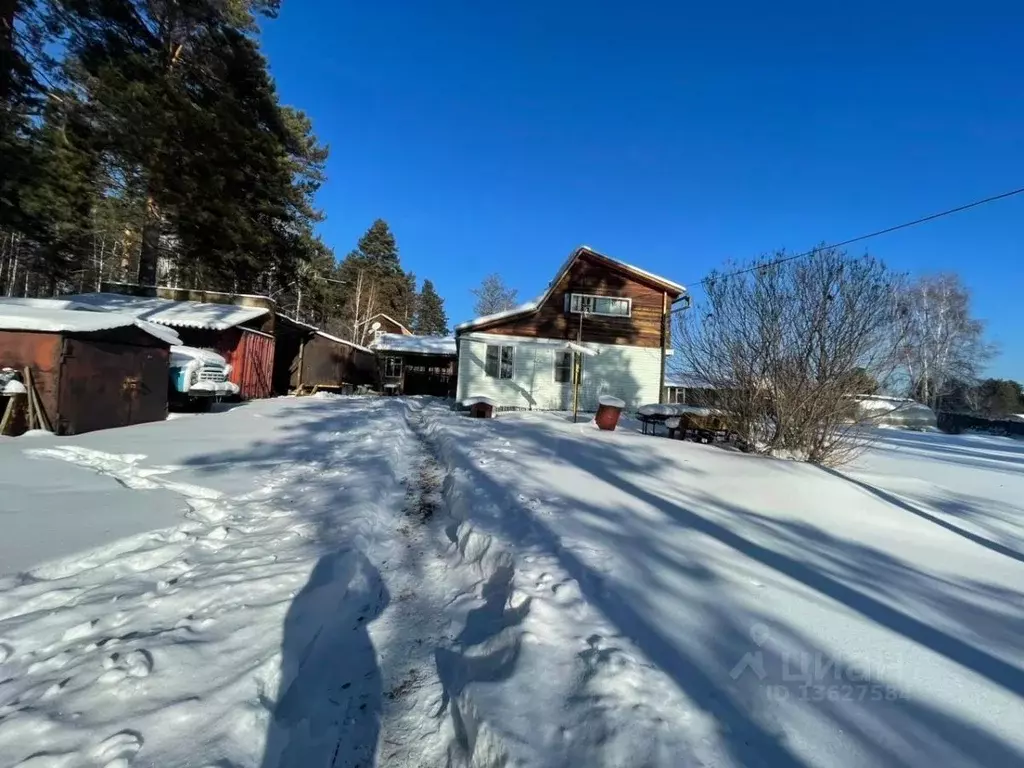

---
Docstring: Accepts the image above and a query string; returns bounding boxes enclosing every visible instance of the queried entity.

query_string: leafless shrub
[674,247,906,465]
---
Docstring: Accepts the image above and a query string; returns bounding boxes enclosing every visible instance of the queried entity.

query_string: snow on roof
[0,297,98,312]
[277,314,373,353]
[456,245,685,332]
[0,297,183,345]
[63,293,270,330]
[315,330,372,354]
[0,303,175,344]
[663,371,717,389]
[456,300,540,332]
[370,333,457,355]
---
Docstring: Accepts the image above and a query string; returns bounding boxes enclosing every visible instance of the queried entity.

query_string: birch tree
[898,274,992,411]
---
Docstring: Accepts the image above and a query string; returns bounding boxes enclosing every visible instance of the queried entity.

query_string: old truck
[169,345,239,411]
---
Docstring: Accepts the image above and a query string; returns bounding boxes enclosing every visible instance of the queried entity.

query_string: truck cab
[169,346,239,411]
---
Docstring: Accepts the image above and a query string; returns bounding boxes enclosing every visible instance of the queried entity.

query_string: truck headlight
[190,369,199,385]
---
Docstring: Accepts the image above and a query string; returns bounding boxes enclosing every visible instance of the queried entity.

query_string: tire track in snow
[401,400,533,768]
[1,398,536,767]
[0,398,431,767]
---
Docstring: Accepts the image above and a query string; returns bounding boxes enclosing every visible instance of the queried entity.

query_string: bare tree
[471,273,518,316]
[898,273,993,411]
[674,247,906,465]
[349,268,379,345]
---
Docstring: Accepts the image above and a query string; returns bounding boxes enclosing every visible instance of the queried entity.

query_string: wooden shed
[273,315,376,394]
[0,304,171,435]
[65,290,276,400]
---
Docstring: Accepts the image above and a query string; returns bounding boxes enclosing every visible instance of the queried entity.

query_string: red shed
[65,290,276,400]
[0,303,171,435]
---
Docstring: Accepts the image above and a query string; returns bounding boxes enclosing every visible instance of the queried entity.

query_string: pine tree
[2,0,330,298]
[56,0,322,290]
[414,279,449,335]
[17,97,99,290]
[357,219,400,273]
[471,273,518,316]
[335,219,419,339]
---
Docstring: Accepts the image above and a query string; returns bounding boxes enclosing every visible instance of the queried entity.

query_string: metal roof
[63,293,270,330]
[0,302,177,344]
[370,333,457,355]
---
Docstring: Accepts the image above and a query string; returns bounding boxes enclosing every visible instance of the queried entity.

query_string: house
[0,302,173,435]
[663,372,724,407]
[273,315,377,394]
[455,246,686,411]
[357,313,413,345]
[370,333,457,396]
[64,289,276,399]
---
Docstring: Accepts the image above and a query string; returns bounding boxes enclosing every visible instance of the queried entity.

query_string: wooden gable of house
[467,250,681,348]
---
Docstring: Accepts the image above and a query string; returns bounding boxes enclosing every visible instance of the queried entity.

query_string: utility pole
[573,308,588,423]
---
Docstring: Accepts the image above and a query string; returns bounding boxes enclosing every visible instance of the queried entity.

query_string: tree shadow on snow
[819,465,1024,566]
[868,429,1024,473]
[442,412,1024,767]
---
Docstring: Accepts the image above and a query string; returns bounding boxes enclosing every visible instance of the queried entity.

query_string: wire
[685,185,1024,291]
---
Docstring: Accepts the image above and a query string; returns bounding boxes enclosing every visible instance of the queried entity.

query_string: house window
[384,356,403,378]
[568,293,631,317]
[484,344,514,379]
[554,351,573,383]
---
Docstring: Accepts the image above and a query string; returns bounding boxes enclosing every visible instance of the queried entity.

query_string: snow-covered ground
[1,398,1022,767]
[0,398,469,767]
[419,409,1024,767]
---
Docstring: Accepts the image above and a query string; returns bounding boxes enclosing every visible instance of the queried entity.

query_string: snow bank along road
[1,397,1023,767]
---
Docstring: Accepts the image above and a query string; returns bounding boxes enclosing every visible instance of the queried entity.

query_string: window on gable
[554,351,573,383]
[568,293,632,317]
[484,344,514,379]
[384,356,403,378]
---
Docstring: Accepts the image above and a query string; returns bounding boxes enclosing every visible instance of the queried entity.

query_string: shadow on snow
[442,411,1024,767]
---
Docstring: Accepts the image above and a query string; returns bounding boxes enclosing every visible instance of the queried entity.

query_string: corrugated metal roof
[63,293,270,330]
[370,333,457,355]
[0,303,175,344]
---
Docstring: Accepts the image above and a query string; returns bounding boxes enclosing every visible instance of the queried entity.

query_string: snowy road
[0,397,486,767]
[1,398,1023,767]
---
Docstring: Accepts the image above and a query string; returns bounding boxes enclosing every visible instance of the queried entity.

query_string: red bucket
[595,396,625,431]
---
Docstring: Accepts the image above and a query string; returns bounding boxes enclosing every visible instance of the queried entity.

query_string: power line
[684,185,1024,292]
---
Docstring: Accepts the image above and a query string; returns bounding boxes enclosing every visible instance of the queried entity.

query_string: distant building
[358,313,413,345]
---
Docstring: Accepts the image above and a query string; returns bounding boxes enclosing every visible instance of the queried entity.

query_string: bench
[639,412,670,435]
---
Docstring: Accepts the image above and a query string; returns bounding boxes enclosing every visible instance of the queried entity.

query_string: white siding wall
[457,332,662,411]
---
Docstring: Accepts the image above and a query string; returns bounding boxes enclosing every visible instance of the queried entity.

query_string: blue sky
[262,3,1024,378]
